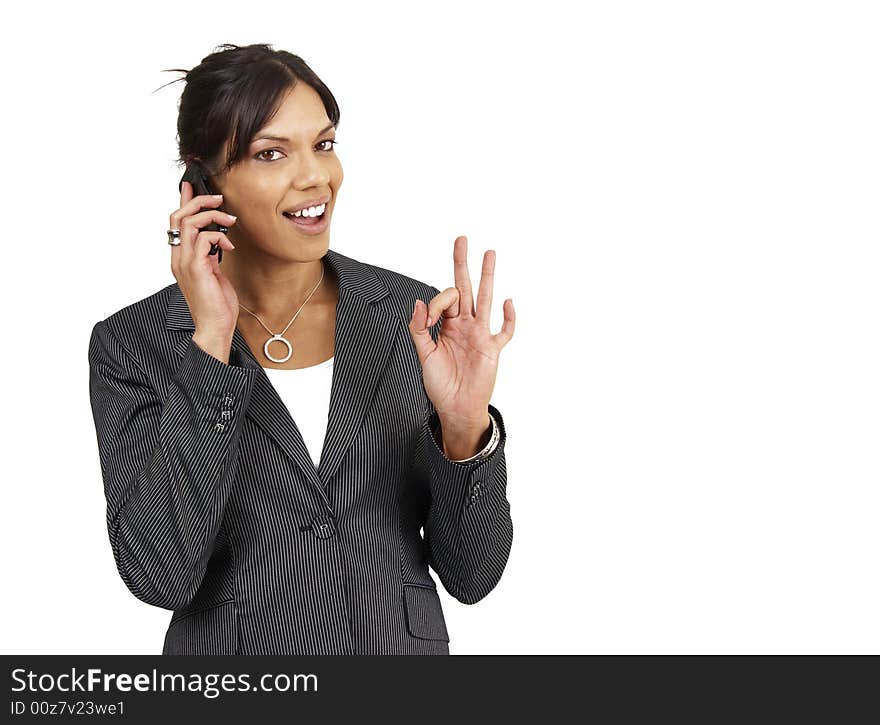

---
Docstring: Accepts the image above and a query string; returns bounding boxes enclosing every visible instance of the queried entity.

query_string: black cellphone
[179,161,227,263]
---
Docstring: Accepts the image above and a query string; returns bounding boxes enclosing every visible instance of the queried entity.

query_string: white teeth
[290,203,326,218]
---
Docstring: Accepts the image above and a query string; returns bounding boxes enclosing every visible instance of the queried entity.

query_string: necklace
[238,263,325,364]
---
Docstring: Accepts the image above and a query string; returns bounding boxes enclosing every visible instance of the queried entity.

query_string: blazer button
[312,516,335,539]
[214,422,226,433]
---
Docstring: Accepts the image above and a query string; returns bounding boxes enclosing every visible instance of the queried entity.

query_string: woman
[87,43,515,655]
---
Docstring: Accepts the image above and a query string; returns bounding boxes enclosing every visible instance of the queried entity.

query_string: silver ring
[167,229,182,246]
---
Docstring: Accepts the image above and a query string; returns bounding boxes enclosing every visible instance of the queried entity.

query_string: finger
[170,180,191,273]
[453,235,476,317]
[169,192,224,231]
[425,286,460,327]
[185,208,238,231]
[193,230,236,266]
[173,210,236,271]
[408,298,437,365]
[180,179,192,209]
[177,210,237,253]
[493,298,515,348]
[475,249,495,326]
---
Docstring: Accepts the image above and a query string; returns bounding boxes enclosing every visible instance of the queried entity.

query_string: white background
[1,0,878,654]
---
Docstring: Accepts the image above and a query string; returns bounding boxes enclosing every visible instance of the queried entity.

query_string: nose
[290,152,330,190]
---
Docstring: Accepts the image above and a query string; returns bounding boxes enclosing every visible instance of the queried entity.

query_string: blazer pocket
[403,584,450,642]
[163,599,238,655]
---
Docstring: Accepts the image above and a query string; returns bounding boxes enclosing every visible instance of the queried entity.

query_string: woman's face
[211,82,343,261]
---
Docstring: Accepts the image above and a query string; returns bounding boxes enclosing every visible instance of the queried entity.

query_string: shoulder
[349,252,441,300]
[350,254,442,331]
[90,282,177,354]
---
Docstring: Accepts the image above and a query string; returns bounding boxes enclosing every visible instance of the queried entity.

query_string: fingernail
[228,214,237,220]
[213,194,223,199]
[426,315,432,327]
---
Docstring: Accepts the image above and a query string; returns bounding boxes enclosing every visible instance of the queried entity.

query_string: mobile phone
[179,161,227,263]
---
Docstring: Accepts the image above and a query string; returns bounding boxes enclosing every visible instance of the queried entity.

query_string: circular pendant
[264,334,293,364]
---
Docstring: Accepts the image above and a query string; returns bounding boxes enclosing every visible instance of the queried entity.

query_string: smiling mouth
[281,204,330,234]
[283,199,328,224]
[283,210,325,225]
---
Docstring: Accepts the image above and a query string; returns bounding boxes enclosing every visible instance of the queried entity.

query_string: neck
[222,251,337,328]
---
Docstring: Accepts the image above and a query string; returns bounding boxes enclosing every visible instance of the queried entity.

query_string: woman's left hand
[408,236,515,451]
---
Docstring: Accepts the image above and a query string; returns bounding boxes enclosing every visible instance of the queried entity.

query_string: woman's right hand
[170,180,240,342]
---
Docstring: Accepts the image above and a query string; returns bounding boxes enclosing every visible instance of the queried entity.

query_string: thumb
[408,299,436,366]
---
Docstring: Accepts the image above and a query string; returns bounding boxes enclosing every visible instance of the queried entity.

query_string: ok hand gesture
[408,236,515,455]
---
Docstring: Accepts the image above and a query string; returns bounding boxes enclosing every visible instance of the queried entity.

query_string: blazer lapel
[165,248,398,499]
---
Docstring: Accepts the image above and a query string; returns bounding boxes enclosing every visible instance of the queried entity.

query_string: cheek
[331,159,344,186]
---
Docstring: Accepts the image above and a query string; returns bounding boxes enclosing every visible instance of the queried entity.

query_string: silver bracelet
[447,412,500,463]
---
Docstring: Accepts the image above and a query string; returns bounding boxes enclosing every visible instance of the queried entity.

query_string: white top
[262,355,335,468]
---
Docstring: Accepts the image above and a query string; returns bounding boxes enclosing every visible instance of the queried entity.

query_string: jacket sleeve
[416,287,514,605]
[87,319,258,611]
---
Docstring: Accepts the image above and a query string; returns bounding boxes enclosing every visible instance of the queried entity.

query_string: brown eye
[254,141,337,162]
[256,149,283,162]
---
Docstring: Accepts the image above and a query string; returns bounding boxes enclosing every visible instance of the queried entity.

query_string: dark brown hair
[156,43,340,176]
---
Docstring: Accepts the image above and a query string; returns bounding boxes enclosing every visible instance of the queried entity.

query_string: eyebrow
[252,122,336,144]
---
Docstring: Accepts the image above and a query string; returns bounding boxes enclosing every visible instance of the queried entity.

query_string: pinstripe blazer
[87,248,513,655]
